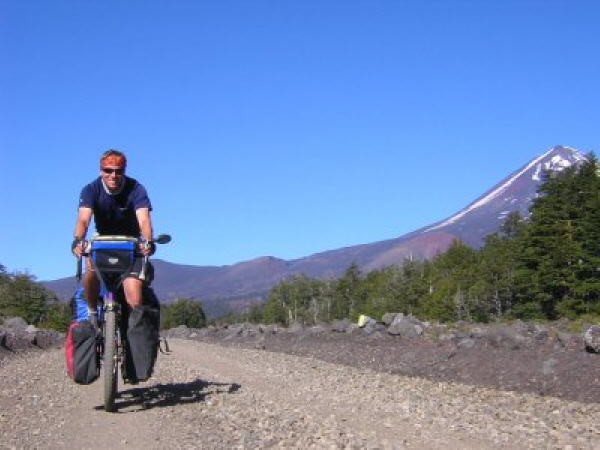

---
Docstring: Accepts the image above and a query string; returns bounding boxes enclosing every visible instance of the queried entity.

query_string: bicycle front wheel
[103,308,118,412]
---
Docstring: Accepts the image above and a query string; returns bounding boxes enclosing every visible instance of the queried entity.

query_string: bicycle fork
[103,293,122,362]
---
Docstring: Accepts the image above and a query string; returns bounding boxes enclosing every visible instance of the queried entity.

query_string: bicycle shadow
[94,379,241,412]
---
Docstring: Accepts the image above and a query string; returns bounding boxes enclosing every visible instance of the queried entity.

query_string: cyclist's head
[100,149,127,170]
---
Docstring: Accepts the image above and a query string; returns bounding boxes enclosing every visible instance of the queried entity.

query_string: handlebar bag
[91,241,136,274]
[65,321,100,385]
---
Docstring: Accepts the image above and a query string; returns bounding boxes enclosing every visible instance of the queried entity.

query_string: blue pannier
[70,287,104,322]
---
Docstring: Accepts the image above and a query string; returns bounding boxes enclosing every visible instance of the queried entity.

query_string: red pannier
[65,321,100,384]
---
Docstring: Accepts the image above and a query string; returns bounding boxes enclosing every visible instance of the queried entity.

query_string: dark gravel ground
[186,328,600,404]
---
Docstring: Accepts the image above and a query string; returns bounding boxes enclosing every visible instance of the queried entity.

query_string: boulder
[33,331,64,349]
[362,320,378,335]
[381,313,398,326]
[363,321,386,336]
[357,314,376,328]
[1,317,29,332]
[331,319,353,333]
[584,326,600,353]
[485,325,527,350]
[0,331,34,351]
[387,315,424,338]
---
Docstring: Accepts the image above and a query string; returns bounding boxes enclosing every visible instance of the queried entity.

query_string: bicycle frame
[77,233,171,412]
[88,236,139,412]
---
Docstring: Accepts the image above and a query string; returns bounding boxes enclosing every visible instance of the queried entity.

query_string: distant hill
[43,146,586,317]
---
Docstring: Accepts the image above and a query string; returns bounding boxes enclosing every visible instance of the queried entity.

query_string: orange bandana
[101,154,126,168]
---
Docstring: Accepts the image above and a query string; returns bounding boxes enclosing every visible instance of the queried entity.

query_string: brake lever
[75,240,88,282]
[139,239,151,281]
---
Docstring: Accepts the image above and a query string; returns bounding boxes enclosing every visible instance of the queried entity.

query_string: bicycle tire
[103,308,118,412]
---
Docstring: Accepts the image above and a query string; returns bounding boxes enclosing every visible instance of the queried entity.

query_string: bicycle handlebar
[75,234,172,282]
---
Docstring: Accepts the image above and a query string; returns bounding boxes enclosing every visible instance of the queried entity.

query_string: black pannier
[121,286,161,383]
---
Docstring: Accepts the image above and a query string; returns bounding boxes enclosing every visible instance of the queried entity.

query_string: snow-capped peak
[532,147,586,181]
[425,146,585,232]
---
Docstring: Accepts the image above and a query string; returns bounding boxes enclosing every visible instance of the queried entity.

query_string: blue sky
[1,0,599,281]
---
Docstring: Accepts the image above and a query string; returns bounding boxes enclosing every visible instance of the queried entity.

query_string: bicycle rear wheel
[103,308,118,412]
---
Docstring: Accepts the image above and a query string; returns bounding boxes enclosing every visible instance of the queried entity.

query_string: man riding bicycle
[71,149,155,325]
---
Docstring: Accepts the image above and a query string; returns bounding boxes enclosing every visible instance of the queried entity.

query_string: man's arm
[72,207,93,257]
[136,206,153,243]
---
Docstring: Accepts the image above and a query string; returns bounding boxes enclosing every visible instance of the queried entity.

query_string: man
[71,149,154,323]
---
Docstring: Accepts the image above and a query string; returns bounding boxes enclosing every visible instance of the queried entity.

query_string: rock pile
[0,317,64,354]
[3,312,595,356]
[164,314,598,353]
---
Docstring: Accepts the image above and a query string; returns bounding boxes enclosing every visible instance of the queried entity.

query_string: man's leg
[123,257,150,309]
[123,276,144,309]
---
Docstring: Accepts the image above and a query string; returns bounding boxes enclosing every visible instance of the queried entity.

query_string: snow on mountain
[423,146,586,236]
[532,146,586,181]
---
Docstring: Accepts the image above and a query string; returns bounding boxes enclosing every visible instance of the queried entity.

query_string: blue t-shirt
[79,177,152,236]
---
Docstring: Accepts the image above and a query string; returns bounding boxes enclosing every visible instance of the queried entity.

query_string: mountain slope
[43,146,586,315]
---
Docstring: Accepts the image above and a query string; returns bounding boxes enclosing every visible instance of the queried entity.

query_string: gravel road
[1,339,599,449]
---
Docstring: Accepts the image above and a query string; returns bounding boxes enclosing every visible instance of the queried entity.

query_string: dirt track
[1,339,599,449]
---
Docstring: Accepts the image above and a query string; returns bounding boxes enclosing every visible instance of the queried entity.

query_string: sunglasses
[101,168,125,175]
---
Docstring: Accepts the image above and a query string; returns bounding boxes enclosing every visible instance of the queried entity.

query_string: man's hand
[71,238,86,258]
[139,240,156,257]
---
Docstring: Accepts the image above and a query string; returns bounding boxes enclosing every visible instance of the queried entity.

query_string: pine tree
[420,240,481,321]
[478,212,524,319]
[332,263,364,320]
[515,156,597,319]
[560,154,600,316]
[262,283,289,325]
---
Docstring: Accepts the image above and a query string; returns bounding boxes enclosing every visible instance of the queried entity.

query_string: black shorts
[128,258,154,283]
